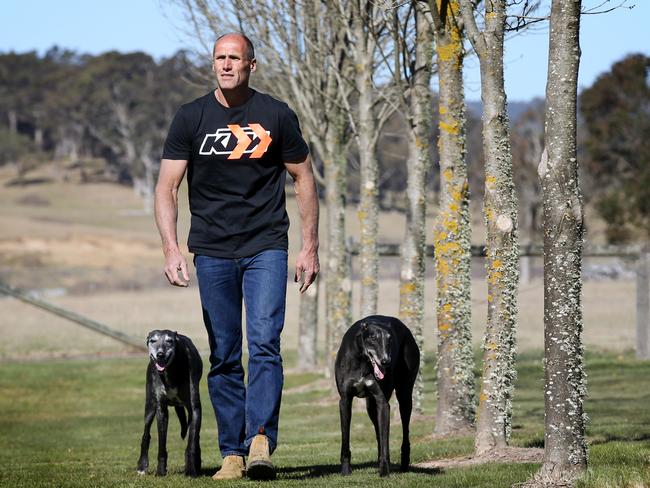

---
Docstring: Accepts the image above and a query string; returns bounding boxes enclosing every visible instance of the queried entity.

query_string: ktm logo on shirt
[199,124,272,159]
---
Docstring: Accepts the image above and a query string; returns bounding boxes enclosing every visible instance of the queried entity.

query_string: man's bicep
[157,159,188,190]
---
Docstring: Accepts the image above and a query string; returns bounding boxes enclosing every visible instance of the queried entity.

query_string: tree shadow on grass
[196,462,441,480]
[276,462,442,480]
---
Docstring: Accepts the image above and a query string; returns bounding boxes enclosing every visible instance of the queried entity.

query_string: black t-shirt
[162,90,309,258]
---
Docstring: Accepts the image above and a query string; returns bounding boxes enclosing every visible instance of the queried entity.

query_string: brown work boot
[212,455,245,480]
[247,434,276,481]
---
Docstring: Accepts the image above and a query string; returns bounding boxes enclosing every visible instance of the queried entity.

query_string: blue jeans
[195,250,287,457]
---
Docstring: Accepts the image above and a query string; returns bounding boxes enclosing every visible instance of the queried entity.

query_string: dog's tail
[175,406,188,439]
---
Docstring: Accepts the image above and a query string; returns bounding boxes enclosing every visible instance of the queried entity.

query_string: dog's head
[146,330,178,373]
[358,321,392,381]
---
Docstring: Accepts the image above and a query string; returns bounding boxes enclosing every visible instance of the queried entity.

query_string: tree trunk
[467,0,520,455]
[353,7,379,318]
[535,0,588,482]
[636,251,650,360]
[399,4,433,416]
[432,0,476,435]
[324,107,352,379]
[8,110,17,134]
[298,277,319,371]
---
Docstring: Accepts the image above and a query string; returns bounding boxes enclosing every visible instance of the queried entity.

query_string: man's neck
[214,87,252,108]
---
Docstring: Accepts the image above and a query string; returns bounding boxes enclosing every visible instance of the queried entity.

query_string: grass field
[0,352,649,487]
[1,166,649,486]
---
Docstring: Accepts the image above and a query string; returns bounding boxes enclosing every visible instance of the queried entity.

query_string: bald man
[155,32,319,481]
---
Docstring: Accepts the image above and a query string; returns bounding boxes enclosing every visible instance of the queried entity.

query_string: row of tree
[1,1,646,483]
[174,0,612,485]
[0,48,204,209]
[1,47,646,239]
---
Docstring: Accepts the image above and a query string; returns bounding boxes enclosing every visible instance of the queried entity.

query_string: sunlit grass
[0,352,648,487]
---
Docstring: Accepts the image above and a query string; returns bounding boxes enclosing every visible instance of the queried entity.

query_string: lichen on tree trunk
[324,107,352,379]
[399,3,433,415]
[532,0,588,483]
[459,0,520,454]
[432,0,476,435]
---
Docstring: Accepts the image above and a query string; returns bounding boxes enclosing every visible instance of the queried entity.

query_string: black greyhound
[335,315,420,477]
[137,330,202,477]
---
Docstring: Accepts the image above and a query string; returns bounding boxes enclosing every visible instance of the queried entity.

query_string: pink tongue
[373,362,384,380]
[155,363,165,372]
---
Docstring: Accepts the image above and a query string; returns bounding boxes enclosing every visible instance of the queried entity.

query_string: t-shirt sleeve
[162,106,192,160]
[280,105,310,163]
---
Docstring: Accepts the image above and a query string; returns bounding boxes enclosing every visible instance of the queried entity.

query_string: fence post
[636,250,650,360]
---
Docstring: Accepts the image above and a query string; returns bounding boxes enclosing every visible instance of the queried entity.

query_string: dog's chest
[156,382,184,406]
[352,376,375,398]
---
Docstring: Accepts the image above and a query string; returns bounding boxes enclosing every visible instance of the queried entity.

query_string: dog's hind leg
[175,406,188,439]
[396,336,419,472]
[365,397,381,462]
[185,399,202,477]
[339,394,353,475]
[136,395,155,474]
[155,404,169,476]
[395,384,413,472]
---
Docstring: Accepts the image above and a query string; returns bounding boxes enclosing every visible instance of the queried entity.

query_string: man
[154,32,319,481]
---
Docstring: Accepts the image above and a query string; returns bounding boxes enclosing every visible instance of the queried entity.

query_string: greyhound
[335,315,420,477]
[137,330,202,477]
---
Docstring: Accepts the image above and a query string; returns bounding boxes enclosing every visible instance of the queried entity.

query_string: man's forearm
[294,173,319,250]
[154,185,181,256]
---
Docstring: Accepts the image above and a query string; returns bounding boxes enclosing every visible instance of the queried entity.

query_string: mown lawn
[0,351,648,487]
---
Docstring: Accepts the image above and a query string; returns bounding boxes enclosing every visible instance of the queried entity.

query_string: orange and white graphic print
[199,124,272,159]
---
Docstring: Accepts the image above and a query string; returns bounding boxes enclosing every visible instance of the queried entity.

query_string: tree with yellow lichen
[423,0,476,434]
[459,0,519,454]
[388,2,434,414]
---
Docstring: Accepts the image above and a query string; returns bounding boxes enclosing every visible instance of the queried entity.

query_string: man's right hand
[164,250,190,287]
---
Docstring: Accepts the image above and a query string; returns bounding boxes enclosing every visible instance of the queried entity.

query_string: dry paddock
[0,274,636,361]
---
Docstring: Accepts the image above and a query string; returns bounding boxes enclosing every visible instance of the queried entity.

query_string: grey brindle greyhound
[335,315,419,477]
[137,330,202,476]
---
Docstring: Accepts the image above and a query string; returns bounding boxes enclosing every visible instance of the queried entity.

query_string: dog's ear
[361,322,368,332]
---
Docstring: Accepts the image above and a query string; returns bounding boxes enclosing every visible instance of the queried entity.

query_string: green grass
[0,353,649,487]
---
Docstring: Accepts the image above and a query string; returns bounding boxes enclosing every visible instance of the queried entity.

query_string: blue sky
[1,0,646,102]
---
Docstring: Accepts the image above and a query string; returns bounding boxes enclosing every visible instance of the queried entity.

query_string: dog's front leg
[155,403,169,476]
[137,392,155,474]
[339,394,353,475]
[376,398,391,477]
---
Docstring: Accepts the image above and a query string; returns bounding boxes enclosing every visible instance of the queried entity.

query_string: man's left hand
[294,247,319,293]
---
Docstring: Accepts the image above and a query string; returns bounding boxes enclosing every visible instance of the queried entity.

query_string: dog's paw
[379,462,390,477]
[341,461,352,476]
[136,459,148,475]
